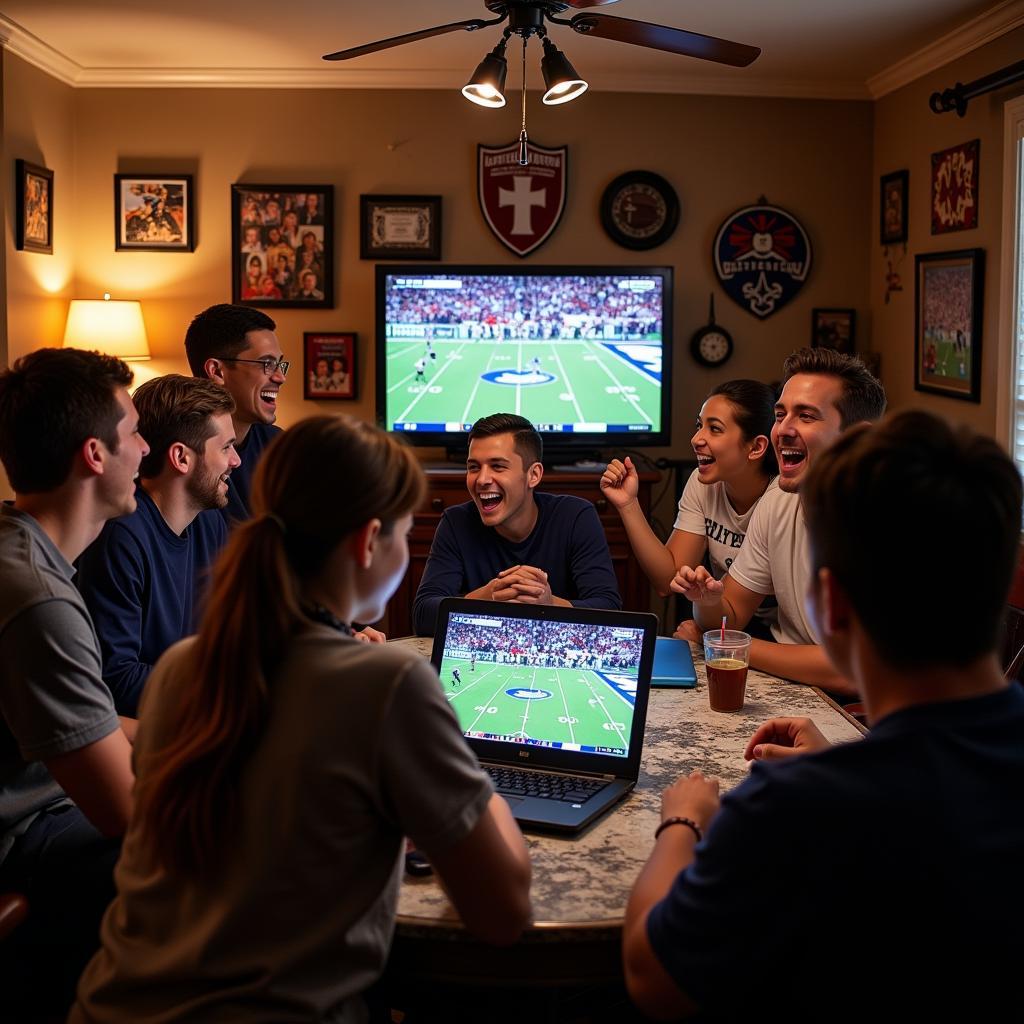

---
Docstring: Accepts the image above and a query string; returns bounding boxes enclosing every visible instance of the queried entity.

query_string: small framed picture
[232,184,334,308]
[360,194,441,260]
[811,308,856,354]
[915,249,984,402]
[15,160,53,253]
[114,175,194,251]
[879,169,908,245]
[931,139,979,234]
[304,332,356,400]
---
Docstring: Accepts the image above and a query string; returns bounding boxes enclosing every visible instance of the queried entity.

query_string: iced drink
[703,630,752,712]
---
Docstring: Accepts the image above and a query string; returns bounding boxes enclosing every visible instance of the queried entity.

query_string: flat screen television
[375,264,672,457]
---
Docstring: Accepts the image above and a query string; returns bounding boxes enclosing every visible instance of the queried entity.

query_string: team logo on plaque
[478,141,567,258]
[713,204,812,319]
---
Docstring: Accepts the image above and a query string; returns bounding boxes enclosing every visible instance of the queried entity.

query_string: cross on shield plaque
[478,141,568,258]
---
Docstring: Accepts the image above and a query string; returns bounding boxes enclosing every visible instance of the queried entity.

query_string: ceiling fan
[323,1,760,108]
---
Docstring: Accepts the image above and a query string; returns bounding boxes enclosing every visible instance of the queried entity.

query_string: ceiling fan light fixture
[541,38,588,106]
[462,39,508,108]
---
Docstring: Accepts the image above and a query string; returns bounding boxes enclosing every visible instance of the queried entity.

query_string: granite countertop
[391,637,863,939]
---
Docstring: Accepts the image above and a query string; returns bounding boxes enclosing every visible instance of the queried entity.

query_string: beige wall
[870,24,1024,435]
[5,59,874,452]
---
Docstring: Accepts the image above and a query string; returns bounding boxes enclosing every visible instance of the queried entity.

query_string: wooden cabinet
[379,467,660,638]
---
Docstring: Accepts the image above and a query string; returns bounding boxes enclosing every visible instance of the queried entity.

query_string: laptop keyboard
[485,765,610,804]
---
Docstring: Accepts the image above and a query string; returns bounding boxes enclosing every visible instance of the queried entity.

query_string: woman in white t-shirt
[601,379,778,637]
[72,416,531,1024]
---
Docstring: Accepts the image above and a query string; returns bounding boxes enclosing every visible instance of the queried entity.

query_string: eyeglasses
[220,357,290,377]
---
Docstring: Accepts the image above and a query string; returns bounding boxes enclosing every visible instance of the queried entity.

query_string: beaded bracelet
[654,816,703,842]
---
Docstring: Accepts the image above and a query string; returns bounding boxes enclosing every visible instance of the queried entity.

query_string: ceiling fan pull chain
[518,34,529,166]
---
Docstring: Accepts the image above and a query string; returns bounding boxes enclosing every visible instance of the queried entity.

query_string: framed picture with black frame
[914,248,984,403]
[304,332,356,400]
[879,169,908,246]
[114,174,194,251]
[360,195,441,260]
[15,159,53,253]
[231,184,334,308]
[811,308,856,354]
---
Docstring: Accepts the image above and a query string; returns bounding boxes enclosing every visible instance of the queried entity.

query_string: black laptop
[431,598,657,834]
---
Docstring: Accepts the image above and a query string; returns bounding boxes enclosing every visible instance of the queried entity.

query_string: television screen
[375,265,672,452]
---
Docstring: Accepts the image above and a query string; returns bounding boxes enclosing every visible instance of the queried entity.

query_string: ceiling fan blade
[568,13,760,68]
[562,0,622,7]
[323,19,490,61]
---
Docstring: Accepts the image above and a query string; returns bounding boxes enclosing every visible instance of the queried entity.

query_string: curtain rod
[930,57,1024,116]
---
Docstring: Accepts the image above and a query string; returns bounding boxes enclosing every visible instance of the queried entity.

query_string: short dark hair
[802,410,1023,669]
[0,348,133,493]
[781,348,886,428]
[468,413,543,467]
[184,304,276,376]
[708,379,779,477]
[134,375,236,479]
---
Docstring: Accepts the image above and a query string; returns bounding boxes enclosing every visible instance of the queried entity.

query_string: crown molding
[867,0,1024,99]
[0,13,79,85]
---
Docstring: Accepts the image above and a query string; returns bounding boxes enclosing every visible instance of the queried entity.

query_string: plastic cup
[703,629,752,712]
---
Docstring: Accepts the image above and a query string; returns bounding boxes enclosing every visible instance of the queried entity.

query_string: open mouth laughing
[477,490,503,513]
[778,446,807,473]
[260,388,278,410]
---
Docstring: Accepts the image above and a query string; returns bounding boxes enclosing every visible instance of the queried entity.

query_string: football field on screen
[440,654,637,754]
[385,337,662,430]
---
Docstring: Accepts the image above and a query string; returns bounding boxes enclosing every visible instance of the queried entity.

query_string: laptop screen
[438,608,646,760]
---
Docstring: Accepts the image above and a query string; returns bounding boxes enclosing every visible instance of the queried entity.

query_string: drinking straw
[721,615,726,642]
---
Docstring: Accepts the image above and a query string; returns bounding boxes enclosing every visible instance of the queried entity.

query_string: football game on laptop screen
[438,610,645,759]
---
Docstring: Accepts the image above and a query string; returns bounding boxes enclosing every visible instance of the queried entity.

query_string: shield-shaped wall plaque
[478,141,567,258]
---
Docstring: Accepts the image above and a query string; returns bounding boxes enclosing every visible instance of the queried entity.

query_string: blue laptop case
[652,636,698,688]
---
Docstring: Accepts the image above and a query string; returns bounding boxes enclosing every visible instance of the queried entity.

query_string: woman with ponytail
[73,416,531,1023]
[601,380,779,639]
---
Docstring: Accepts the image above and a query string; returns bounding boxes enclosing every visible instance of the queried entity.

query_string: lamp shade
[63,299,150,360]
[462,41,508,108]
[541,40,588,106]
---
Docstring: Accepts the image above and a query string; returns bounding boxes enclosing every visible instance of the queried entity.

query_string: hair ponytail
[133,416,425,878]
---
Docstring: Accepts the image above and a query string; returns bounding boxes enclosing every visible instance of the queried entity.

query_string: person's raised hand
[599,457,639,511]
[743,717,831,762]
[669,565,724,604]
[660,770,721,833]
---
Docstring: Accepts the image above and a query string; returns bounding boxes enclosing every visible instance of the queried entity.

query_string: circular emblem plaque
[600,171,680,251]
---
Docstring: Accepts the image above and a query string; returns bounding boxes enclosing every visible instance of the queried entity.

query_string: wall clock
[690,295,734,367]
[600,170,680,250]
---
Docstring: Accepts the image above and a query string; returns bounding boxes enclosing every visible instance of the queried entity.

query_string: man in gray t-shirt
[0,349,148,1013]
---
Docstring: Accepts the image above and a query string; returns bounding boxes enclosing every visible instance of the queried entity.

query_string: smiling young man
[77,376,240,717]
[184,303,286,525]
[412,413,621,636]
[0,349,146,1012]
[624,411,1024,1020]
[672,348,885,693]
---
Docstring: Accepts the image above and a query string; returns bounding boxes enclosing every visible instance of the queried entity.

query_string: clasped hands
[486,564,554,605]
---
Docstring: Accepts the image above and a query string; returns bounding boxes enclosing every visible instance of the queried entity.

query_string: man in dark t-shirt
[77,376,239,715]
[184,303,286,525]
[622,411,1024,1021]
[413,413,620,636]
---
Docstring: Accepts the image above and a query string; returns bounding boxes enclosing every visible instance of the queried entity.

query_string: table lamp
[62,294,151,361]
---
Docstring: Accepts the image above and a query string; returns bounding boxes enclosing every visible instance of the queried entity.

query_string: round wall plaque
[600,171,680,250]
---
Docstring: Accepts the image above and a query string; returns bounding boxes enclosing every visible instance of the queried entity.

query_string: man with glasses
[184,304,288,524]
[77,376,240,716]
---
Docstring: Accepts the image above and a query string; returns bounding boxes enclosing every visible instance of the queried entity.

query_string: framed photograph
[15,160,53,253]
[811,308,856,354]
[914,249,984,402]
[879,169,908,245]
[232,184,334,308]
[114,174,194,251]
[931,139,979,234]
[360,194,441,261]
[304,332,356,400]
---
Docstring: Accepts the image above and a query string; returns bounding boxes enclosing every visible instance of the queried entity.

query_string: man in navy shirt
[623,410,1024,1020]
[184,303,286,524]
[413,413,620,636]
[77,375,239,716]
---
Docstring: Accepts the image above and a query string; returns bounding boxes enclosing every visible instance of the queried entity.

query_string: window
[998,95,1024,481]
